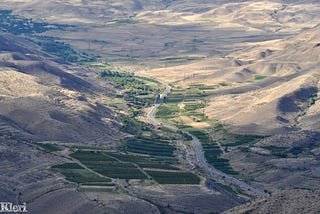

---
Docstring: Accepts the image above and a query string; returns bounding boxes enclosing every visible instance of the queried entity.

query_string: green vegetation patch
[52,163,112,184]
[35,37,95,62]
[219,82,229,87]
[79,187,114,193]
[70,151,147,179]
[145,170,200,184]
[121,136,176,157]
[261,145,310,158]
[0,10,92,63]
[84,161,147,179]
[104,152,178,170]
[52,163,83,169]
[184,128,238,175]
[37,143,62,152]
[254,75,267,81]
[0,10,68,35]
[155,104,179,119]
[119,114,151,135]
[184,102,206,111]
[70,150,115,162]
[98,69,163,115]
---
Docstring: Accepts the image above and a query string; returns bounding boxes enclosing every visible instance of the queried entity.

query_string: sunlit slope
[205,25,320,134]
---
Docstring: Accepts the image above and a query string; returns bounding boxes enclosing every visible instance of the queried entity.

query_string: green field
[146,170,200,184]
[52,163,112,184]
[97,68,163,115]
[183,128,239,175]
[121,136,177,157]
[155,104,180,119]
[64,147,200,185]
[37,143,62,152]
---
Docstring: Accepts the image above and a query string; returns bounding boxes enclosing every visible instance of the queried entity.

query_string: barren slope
[225,189,320,214]
[0,33,123,143]
[205,25,320,135]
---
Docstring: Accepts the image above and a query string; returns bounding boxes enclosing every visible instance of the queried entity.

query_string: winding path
[147,82,267,197]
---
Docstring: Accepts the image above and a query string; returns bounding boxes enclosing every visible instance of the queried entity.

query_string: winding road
[147,82,267,197]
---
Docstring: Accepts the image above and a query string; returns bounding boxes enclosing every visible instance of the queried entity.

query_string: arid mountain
[1,0,319,65]
[206,24,320,135]
[1,0,320,213]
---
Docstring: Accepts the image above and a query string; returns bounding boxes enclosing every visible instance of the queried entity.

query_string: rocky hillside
[225,189,320,214]
[0,33,122,143]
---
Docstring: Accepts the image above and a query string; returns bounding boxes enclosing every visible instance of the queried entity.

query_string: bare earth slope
[206,24,320,135]
[0,33,122,143]
[225,190,320,214]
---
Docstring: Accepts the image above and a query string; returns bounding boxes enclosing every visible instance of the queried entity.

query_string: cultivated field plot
[145,170,200,184]
[156,85,217,126]
[52,163,112,184]
[53,148,200,185]
[121,136,177,157]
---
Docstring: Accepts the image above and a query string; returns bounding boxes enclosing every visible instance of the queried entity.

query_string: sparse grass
[262,145,311,158]
[217,183,238,195]
[263,146,288,158]
[220,134,265,147]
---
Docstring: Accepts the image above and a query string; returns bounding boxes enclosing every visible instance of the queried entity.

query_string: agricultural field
[95,63,164,116]
[185,127,238,175]
[156,85,216,126]
[145,170,200,184]
[54,148,200,185]
[37,143,62,152]
[154,83,267,178]
[51,163,112,184]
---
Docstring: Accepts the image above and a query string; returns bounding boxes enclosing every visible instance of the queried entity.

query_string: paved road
[147,83,267,197]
